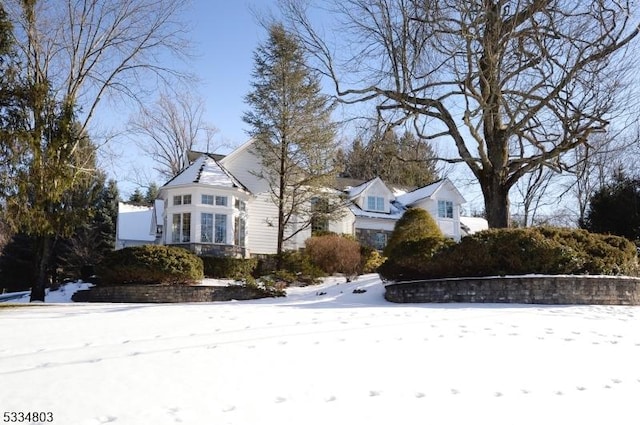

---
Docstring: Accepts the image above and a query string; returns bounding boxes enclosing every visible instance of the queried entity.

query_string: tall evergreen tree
[243,23,339,263]
[341,130,439,187]
[128,188,146,206]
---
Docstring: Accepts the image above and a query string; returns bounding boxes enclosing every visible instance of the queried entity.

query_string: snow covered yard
[1,274,640,425]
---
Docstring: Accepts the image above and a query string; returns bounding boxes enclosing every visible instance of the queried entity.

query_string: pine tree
[341,130,439,188]
[128,188,146,206]
[144,182,159,205]
[243,23,339,264]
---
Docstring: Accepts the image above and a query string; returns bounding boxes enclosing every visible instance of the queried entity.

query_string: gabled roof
[218,138,255,166]
[395,178,466,206]
[345,177,391,200]
[161,154,248,191]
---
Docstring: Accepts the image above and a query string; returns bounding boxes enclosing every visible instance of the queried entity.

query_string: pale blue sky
[188,1,274,147]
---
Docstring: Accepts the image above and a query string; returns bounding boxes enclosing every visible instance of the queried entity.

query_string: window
[173,194,191,206]
[374,232,388,250]
[201,213,213,242]
[202,194,214,205]
[438,200,454,218]
[215,214,227,243]
[172,213,191,242]
[367,196,385,212]
[215,196,227,206]
[234,215,246,247]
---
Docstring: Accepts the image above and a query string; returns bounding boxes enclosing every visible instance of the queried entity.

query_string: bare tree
[282,0,640,228]
[512,167,555,227]
[128,91,217,179]
[562,131,632,226]
[5,0,191,133]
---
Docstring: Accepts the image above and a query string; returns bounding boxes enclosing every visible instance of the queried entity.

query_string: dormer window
[367,196,385,212]
[438,200,454,218]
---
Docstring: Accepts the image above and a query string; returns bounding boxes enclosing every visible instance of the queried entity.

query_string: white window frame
[367,196,385,212]
[438,200,454,219]
[202,194,214,205]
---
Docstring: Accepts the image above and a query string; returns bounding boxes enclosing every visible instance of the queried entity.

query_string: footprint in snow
[414,392,425,399]
[275,397,287,403]
[494,392,503,397]
[450,389,460,395]
[612,378,622,384]
[325,396,337,402]
[576,386,587,391]
[369,390,381,397]
[222,405,236,412]
[97,416,117,424]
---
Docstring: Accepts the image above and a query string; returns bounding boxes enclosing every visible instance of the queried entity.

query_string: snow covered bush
[304,234,361,278]
[96,245,204,285]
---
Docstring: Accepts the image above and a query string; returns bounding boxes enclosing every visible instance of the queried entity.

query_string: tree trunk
[480,175,511,228]
[30,235,51,302]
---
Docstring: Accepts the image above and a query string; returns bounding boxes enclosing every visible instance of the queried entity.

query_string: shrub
[379,227,639,281]
[96,245,204,285]
[255,251,325,286]
[360,245,386,273]
[378,236,455,281]
[384,208,443,257]
[305,234,361,278]
[201,257,258,280]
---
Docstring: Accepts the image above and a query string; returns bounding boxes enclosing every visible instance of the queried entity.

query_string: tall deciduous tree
[128,91,217,179]
[1,0,190,301]
[243,23,339,262]
[282,0,640,228]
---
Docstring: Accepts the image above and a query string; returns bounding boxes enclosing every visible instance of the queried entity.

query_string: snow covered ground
[1,274,640,424]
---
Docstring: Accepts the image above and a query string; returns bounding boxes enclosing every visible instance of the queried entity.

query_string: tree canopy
[282,0,640,228]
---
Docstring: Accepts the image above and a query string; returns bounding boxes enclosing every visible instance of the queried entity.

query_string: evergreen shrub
[378,237,455,281]
[201,256,258,280]
[383,208,443,258]
[255,251,326,286]
[305,234,361,278]
[379,227,639,281]
[360,245,386,273]
[97,245,204,285]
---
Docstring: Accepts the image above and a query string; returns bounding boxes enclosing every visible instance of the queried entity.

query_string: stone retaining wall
[384,275,640,305]
[72,284,276,303]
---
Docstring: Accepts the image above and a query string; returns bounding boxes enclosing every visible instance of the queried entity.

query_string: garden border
[384,275,640,305]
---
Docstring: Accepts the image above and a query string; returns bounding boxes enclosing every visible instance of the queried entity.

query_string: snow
[2,275,640,424]
[164,155,239,188]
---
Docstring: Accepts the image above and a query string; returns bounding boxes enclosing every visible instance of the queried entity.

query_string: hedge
[96,245,204,285]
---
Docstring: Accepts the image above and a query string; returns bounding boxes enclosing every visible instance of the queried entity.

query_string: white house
[119,139,478,257]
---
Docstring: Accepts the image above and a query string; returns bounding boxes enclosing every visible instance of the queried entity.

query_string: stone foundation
[72,284,277,303]
[384,275,640,305]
